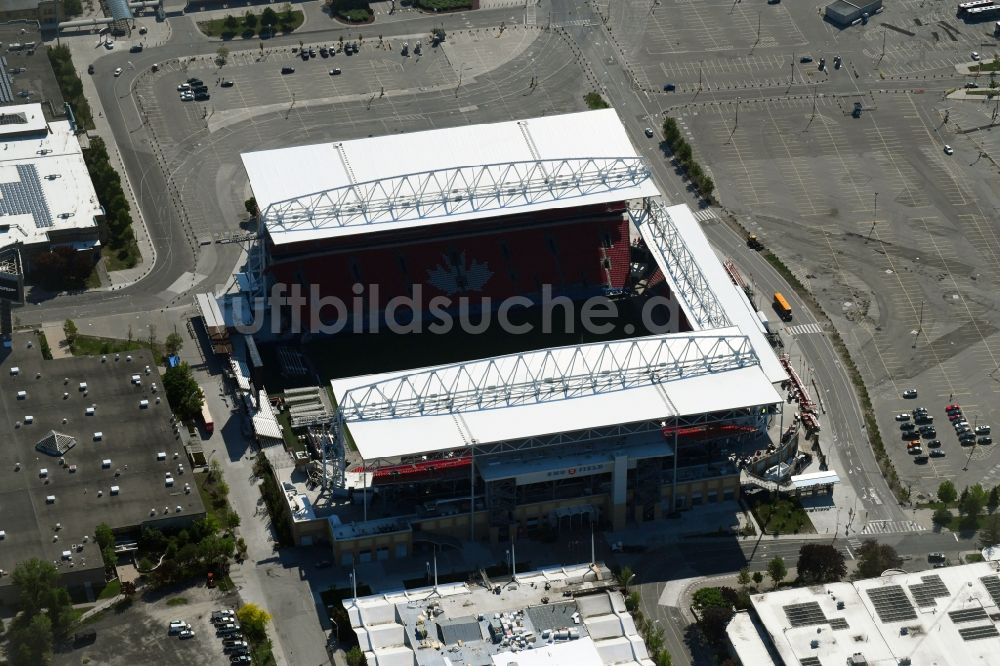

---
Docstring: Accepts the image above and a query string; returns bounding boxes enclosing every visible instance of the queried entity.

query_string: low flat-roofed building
[344,563,655,666]
[727,561,1000,665]
[0,104,102,265]
[0,333,205,603]
[825,0,883,26]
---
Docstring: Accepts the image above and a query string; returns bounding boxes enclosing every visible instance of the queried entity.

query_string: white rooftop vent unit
[145,365,150,375]
[61,550,71,560]
[101,355,107,362]
[139,399,149,409]
[157,452,166,461]
[10,367,19,375]
[78,382,87,391]
[0,531,6,540]
[39,468,48,477]
[175,505,182,513]
[45,495,55,504]
[165,476,174,487]
[126,355,132,362]
[101,459,111,469]
[16,390,26,399]
[131,374,140,384]
[93,432,102,441]
[85,407,95,416]
[810,639,820,649]
[24,415,33,424]
[110,486,119,495]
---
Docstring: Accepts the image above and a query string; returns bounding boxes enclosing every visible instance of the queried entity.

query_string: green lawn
[166,596,189,606]
[97,579,121,600]
[195,471,231,527]
[751,498,816,535]
[585,92,610,109]
[69,334,161,359]
[971,61,1000,72]
[103,244,140,272]
[966,89,998,96]
[197,10,304,38]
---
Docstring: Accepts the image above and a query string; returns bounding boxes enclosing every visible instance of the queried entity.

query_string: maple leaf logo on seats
[426,252,494,296]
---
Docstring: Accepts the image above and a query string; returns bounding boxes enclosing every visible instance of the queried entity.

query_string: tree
[261,6,279,28]
[223,14,238,30]
[163,362,203,422]
[960,484,987,526]
[245,11,258,29]
[8,613,53,666]
[63,319,79,348]
[796,544,847,585]
[12,559,62,617]
[692,587,728,610]
[698,605,734,646]
[737,567,752,589]
[938,480,958,504]
[226,510,241,530]
[767,557,787,589]
[979,513,1000,549]
[989,486,1000,514]
[244,197,258,216]
[237,602,272,641]
[933,507,953,527]
[95,522,114,550]
[346,646,366,666]
[855,540,902,579]
[165,331,184,356]
[62,0,83,16]
[617,565,634,591]
[147,324,157,351]
[216,45,230,65]
[752,571,764,586]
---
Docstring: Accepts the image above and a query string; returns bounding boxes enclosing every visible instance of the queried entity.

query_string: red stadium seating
[268,214,631,318]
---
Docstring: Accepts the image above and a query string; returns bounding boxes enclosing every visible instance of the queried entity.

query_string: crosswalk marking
[860,519,926,535]
[693,208,718,222]
[784,322,824,336]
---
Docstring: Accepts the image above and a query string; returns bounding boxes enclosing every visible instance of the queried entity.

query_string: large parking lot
[676,86,1000,496]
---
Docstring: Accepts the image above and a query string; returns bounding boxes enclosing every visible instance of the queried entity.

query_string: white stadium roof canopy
[331,331,781,461]
[242,109,660,246]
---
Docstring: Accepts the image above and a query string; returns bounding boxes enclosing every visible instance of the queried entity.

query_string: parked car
[903,388,918,398]
[187,78,203,85]
[177,83,190,91]
[663,83,676,91]
[922,429,937,438]
[329,68,342,75]
[195,92,210,101]
[914,455,929,463]
[965,82,980,89]
[281,66,295,74]
[976,425,991,435]
[644,127,654,138]
[221,80,234,87]
[972,51,981,61]
[800,55,813,63]
[915,415,934,424]
[927,439,942,448]
[88,64,95,74]
[231,657,252,665]
[946,403,961,412]
[980,436,993,445]
[908,446,923,455]
[930,450,945,458]
[895,413,910,421]
[900,423,915,431]
[903,431,920,441]
[113,67,123,77]
[179,629,195,639]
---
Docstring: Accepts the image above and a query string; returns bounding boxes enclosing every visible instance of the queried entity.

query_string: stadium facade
[240,110,790,563]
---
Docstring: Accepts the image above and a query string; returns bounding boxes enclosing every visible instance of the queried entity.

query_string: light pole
[866,192,878,243]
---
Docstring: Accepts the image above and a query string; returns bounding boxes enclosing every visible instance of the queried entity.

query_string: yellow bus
[773,292,792,321]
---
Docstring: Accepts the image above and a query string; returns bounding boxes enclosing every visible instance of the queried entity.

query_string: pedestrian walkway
[784,322,824,336]
[860,519,926,536]
[692,207,718,222]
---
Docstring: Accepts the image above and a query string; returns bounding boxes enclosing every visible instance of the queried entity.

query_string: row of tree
[163,361,204,422]
[934,480,1000,536]
[618,568,673,665]
[661,117,716,202]
[46,45,93,129]
[255,452,294,546]
[83,137,139,269]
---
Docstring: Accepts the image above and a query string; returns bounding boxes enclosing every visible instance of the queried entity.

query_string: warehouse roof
[242,109,659,246]
[0,334,205,582]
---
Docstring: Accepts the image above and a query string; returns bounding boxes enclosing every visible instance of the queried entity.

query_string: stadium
[237,110,790,563]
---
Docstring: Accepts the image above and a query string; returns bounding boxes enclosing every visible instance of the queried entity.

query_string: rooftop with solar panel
[727,561,1000,666]
[0,103,101,254]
